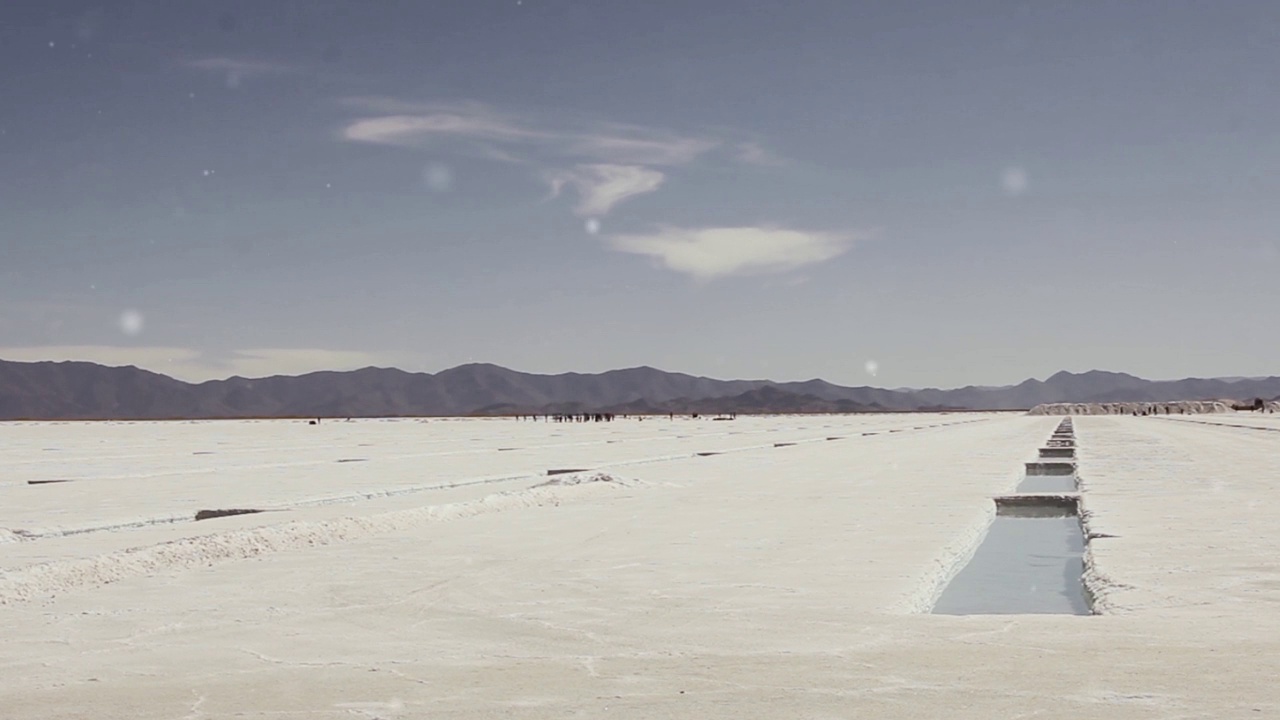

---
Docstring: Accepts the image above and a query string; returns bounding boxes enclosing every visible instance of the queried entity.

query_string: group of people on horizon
[512,412,738,422]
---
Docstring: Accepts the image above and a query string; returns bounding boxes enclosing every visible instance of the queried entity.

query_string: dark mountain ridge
[2,359,1278,420]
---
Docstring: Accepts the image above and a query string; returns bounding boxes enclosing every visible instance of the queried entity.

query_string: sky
[3,1,1280,389]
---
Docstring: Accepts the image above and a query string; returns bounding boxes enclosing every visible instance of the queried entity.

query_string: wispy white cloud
[545,164,665,216]
[0,346,392,382]
[608,226,858,280]
[187,57,300,88]
[187,57,295,75]
[337,96,441,114]
[565,130,718,166]
[338,98,723,167]
[220,348,393,379]
[338,98,782,223]
[341,106,548,147]
[735,141,787,167]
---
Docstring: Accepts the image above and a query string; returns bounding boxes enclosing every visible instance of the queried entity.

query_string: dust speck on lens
[119,310,144,336]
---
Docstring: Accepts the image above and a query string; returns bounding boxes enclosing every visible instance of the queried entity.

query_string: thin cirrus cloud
[0,346,390,382]
[339,99,718,166]
[339,98,747,215]
[545,164,665,217]
[734,141,787,167]
[341,109,548,146]
[186,57,299,88]
[608,226,859,280]
[564,130,719,166]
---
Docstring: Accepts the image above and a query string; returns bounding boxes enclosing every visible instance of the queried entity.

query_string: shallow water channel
[933,509,1090,615]
[1016,473,1078,493]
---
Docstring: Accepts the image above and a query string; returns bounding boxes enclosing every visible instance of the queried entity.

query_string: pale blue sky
[3,1,1279,388]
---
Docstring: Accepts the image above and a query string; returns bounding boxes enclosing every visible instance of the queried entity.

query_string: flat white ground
[2,413,1278,718]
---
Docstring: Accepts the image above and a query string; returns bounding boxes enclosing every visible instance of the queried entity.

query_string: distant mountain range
[1,359,1279,420]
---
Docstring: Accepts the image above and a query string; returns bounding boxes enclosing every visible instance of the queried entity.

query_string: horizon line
[2,356,1273,394]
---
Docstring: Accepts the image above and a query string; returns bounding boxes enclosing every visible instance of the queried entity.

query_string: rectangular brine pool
[1016,473,1078,493]
[1026,461,1075,476]
[932,496,1091,616]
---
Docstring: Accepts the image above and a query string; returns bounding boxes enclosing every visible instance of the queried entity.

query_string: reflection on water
[1016,474,1078,493]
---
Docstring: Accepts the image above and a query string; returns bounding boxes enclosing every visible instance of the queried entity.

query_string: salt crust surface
[3,414,1279,718]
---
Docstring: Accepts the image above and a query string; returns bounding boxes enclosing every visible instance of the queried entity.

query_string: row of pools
[933,419,1092,615]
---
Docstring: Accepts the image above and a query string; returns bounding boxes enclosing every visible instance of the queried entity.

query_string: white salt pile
[1029,400,1231,415]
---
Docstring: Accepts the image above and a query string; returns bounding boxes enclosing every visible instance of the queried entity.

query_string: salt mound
[1028,401,1231,416]
[533,471,634,488]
